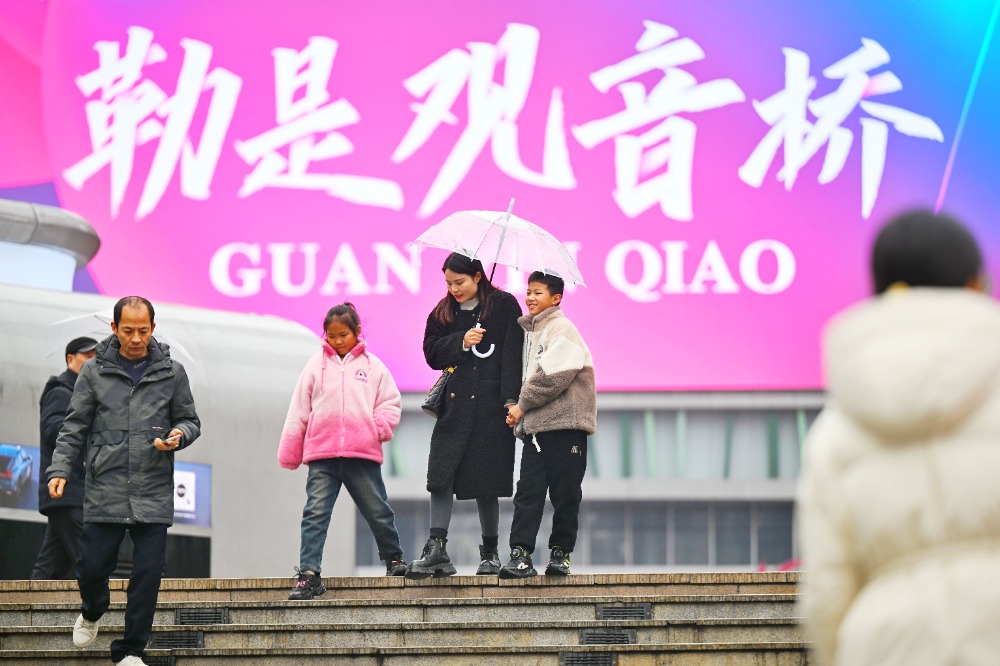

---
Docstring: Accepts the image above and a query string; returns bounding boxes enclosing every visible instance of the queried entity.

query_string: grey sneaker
[476,545,501,575]
[499,546,537,579]
[115,657,148,666]
[544,547,571,576]
[288,567,325,600]
[73,613,99,648]
[385,557,408,576]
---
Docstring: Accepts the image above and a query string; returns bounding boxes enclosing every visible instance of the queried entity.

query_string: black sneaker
[476,545,501,575]
[499,546,537,579]
[288,568,325,600]
[385,557,408,576]
[544,547,571,576]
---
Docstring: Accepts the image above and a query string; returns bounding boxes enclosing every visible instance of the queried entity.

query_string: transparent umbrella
[46,311,199,374]
[411,198,585,286]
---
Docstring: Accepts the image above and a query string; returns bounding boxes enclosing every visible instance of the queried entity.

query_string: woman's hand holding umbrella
[464,326,485,349]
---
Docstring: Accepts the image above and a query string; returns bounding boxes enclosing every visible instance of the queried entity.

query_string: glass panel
[633,506,667,565]
[715,504,751,565]
[757,503,794,566]
[674,504,709,565]
[729,411,769,480]
[589,504,626,565]
[684,411,727,480]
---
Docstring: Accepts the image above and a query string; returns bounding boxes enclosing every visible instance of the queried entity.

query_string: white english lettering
[267,243,319,297]
[372,243,421,295]
[688,240,740,294]
[740,240,796,294]
[319,243,372,295]
[209,242,265,297]
[605,240,662,302]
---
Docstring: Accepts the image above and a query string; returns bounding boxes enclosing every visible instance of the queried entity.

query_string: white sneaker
[72,613,99,647]
[115,657,148,666]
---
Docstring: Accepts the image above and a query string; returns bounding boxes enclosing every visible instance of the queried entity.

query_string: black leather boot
[476,545,501,575]
[405,537,457,579]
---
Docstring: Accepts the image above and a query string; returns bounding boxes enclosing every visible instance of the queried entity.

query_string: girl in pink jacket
[278,302,406,600]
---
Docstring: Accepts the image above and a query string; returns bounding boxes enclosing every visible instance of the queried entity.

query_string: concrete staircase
[0,572,810,664]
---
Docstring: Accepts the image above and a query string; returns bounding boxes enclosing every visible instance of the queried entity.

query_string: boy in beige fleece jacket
[500,272,596,578]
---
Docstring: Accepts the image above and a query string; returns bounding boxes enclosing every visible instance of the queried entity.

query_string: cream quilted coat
[797,288,1000,666]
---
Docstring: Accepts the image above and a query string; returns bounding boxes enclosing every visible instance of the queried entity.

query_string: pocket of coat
[88,430,126,480]
[305,412,317,439]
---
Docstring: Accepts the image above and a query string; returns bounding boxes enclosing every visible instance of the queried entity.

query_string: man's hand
[506,404,523,428]
[48,477,67,499]
[154,428,184,451]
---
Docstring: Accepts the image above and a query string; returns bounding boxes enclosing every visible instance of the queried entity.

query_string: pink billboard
[1,0,998,391]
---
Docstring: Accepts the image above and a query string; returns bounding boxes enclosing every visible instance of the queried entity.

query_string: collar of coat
[94,334,169,370]
[322,338,368,360]
[517,305,562,331]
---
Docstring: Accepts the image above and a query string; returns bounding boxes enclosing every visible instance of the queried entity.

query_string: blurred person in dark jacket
[30,336,97,580]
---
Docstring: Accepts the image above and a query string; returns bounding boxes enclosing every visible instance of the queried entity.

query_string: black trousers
[30,506,84,580]
[78,522,168,663]
[509,429,588,554]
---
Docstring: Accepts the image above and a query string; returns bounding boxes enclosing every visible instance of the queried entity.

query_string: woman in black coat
[406,253,524,578]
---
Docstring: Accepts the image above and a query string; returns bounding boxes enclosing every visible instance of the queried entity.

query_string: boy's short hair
[527,271,565,297]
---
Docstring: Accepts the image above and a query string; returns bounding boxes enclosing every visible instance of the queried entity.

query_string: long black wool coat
[422,289,524,499]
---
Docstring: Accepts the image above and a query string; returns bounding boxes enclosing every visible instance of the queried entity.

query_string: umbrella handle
[472,343,495,358]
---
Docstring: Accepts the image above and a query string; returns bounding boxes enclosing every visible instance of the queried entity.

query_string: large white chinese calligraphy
[234,37,404,210]
[739,38,944,218]
[572,21,745,221]
[392,23,576,218]
[63,26,242,219]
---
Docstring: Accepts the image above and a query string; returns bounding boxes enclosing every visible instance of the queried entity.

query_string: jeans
[509,429,588,553]
[77,522,168,663]
[300,457,403,572]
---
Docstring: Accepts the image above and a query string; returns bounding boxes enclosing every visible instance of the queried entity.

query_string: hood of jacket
[44,368,77,394]
[824,288,1000,443]
[93,334,174,374]
[321,337,367,360]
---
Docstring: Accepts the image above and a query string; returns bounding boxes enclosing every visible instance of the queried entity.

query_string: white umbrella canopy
[411,199,586,286]
[46,310,199,374]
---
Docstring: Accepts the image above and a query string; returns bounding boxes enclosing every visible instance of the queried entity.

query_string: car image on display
[0,444,34,501]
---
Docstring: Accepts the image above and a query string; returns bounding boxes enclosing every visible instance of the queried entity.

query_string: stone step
[0,572,798,604]
[0,617,804,650]
[1,594,798,626]
[0,642,811,665]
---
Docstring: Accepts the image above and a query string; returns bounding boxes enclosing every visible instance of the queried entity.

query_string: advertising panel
[1,0,997,390]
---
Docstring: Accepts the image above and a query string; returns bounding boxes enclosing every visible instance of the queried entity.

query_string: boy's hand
[506,404,523,427]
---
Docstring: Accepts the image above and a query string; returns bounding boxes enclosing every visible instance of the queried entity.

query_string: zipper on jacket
[340,355,347,452]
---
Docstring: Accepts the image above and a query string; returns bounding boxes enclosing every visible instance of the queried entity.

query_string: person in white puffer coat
[797,210,1000,666]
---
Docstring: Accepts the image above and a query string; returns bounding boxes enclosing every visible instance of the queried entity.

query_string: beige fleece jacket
[516,306,596,436]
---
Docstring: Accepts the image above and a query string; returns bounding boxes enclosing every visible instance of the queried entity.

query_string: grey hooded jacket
[47,335,201,525]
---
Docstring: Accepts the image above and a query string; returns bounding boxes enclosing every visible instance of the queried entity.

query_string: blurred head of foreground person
[796,210,1000,666]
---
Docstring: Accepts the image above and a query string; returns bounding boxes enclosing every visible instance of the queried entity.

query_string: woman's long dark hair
[432,253,497,325]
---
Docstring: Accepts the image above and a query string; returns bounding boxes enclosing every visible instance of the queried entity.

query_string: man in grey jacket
[47,296,201,666]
